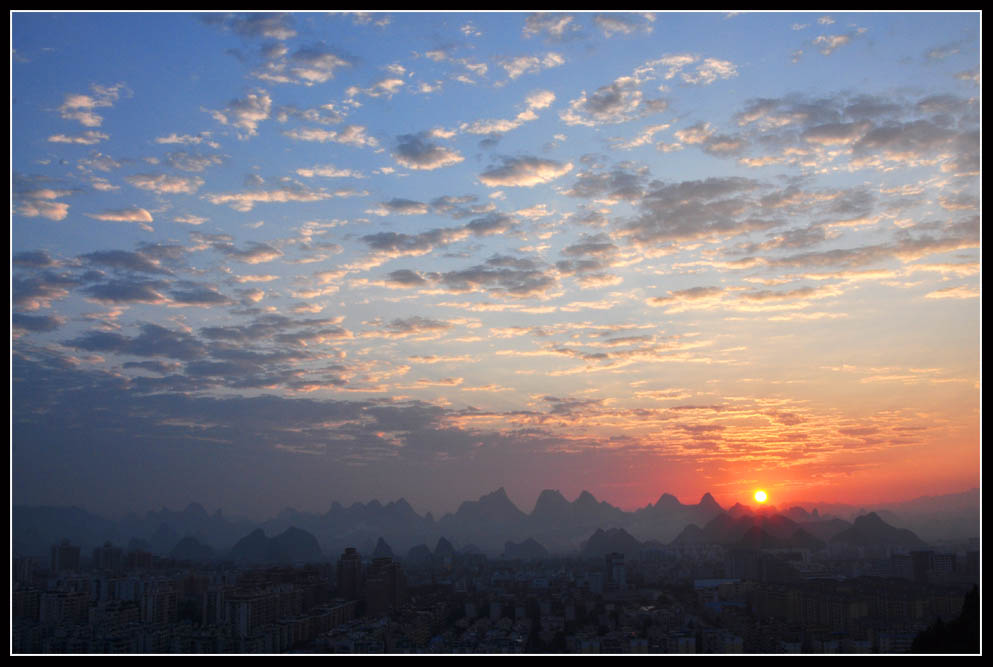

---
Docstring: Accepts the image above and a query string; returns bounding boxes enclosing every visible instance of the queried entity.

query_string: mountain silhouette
[228,526,323,564]
[830,512,927,547]
[673,513,825,550]
[372,537,394,559]
[437,488,529,550]
[15,487,963,562]
[169,536,215,562]
[581,527,643,559]
[504,537,550,560]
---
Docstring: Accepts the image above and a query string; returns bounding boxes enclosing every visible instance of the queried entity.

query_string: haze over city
[12,11,980,521]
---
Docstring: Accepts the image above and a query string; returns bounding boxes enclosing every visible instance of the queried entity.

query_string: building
[336,548,363,601]
[51,540,81,573]
[365,557,406,616]
[605,553,626,592]
[93,542,124,572]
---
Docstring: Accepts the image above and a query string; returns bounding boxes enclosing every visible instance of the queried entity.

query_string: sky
[11,11,981,519]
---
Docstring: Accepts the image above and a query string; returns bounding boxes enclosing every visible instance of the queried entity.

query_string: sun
[754,490,768,503]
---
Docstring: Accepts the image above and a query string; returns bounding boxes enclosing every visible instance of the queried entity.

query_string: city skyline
[11,11,981,519]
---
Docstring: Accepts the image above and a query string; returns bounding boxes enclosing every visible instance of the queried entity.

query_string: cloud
[284,125,378,148]
[620,177,769,246]
[437,255,558,299]
[681,58,738,85]
[385,269,429,287]
[561,76,668,126]
[367,198,430,216]
[346,77,405,100]
[608,123,671,150]
[48,131,109,145]
[459,90,555,136]
[365,316,454,339]
[203,12,296,40]
[13,181,74,221]
[287,45,352,84]
[200,314,348,346]
[168,282,234,307]
[81,279,169,305]
[13,271,79,311]
[67,323,208,360]
[500,52,565,79]
[57,82,125,127]
[78,152,124,172]
[296,164,363,179]
[12,312,65,333]
[923,285,979,300]
[465,212,516,237]
[755,218,980,270]
[127,173,204,194]
[85,208,154,230]
[635,53,738,86]
[479,156,573,187]
[206,90,272,138]
[155,132,214,145]
[165,151,225,173]
[727,91,980,176]
[648,286,726,311]
[80,249,172,275]
[212,240,283,264]
[174,214,208,226]
[814,34,852,56]
[13,250,58,269]
[361,227,469,258]
[522,13,579,41]
[565,165,647,202]
[429,194,496,220]
[204,183,350,212]
[393,132,464,170]
[594,13,655,38]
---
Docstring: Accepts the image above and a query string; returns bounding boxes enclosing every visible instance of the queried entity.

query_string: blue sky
[12,12,981,518]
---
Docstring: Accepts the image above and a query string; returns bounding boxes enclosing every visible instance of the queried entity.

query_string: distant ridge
[13,486,974,560]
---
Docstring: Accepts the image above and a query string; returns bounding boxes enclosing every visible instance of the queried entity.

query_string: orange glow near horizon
[754,490,768,504]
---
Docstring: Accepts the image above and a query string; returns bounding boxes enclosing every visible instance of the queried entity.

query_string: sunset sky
[11,12,980,519]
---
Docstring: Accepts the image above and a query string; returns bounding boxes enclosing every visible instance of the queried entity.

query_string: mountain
[437,488,529,550]
[504,537,550,560]
[797,518,853,543]
[628,492,726,542]
[118,503,254,554]
[260,497,439,557]
[169,536,215,562]
[581,528,643,559]
[673,513,825,550]
[830,512,927,548]
[15,486,972,562]
[405,544,433,567]
[12,505,121,559]
[794,489,979,541]
[737,527,791,550]
[372,537,394,559]
[228,526,324,564]
[149,523,179,556]
[228,529,270,563]
[524,489,632,552]
[530,489,573,524]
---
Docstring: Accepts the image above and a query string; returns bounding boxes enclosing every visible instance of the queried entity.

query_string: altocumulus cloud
[479,156,573,187]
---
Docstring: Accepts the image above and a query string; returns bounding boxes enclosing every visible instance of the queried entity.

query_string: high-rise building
[336,547,363,601]
[605,552,626,592]
[50,540,81,572]
[365,556,405,615]
[92,542,124,572]
[910,550,935,584]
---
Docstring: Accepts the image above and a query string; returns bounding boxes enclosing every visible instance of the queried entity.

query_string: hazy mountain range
[12,487,977,562]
